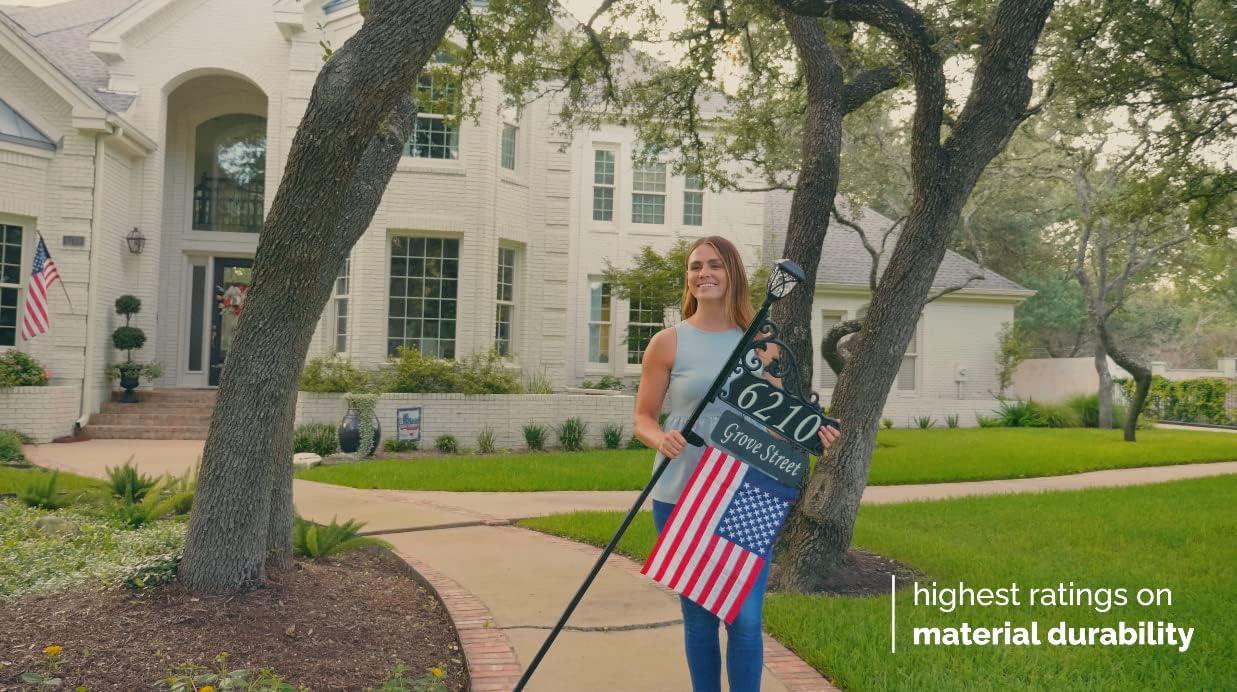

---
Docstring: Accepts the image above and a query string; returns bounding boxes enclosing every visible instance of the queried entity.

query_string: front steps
[86,389,217,440]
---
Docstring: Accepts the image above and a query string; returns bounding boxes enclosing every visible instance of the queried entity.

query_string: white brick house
[0,0,1031,441]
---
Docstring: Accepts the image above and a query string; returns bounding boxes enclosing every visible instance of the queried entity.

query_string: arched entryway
[161,72,268,387]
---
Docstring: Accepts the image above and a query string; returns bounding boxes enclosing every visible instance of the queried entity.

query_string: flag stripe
[646,447,728,581]
[702,543,744,612]
[723,556,765,624]
[717,552,759,623]
[666,458,744,589]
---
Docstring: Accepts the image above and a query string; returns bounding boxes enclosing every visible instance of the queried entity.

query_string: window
[626,290,661,365]
[501,124,517,170]
[898,320,919,391]
[632,160,666,224]
[0,224,22,346]
[333,254,351,354]
[819,310,845,389]
[683,175,704,226]
[495,246,516,356]
[592,150,615,221]
[588,281,611,363]
[407,51,459,159]
[192,114,266,233]
[388,236,459,358]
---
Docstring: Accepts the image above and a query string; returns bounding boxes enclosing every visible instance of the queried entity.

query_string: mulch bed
[0,550,467,691]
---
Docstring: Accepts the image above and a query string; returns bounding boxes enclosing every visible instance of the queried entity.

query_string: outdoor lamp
[126,227,146,254]
[767,259,806,300]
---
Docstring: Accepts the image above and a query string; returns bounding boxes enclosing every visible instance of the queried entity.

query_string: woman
[633,236,841,692]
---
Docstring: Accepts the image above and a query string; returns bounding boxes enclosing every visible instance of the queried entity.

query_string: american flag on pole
[642,446,798,623]
[21,237,60,340]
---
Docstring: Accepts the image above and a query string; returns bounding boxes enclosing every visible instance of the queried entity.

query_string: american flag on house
[21,237,60,340]
[642,446,799,623]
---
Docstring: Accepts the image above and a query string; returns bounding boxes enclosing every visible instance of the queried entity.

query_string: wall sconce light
[126,227,145,254]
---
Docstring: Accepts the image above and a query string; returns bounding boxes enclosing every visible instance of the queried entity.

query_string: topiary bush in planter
[111,295,160,403]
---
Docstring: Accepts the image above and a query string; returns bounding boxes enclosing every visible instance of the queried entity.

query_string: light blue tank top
[651,321,744,504]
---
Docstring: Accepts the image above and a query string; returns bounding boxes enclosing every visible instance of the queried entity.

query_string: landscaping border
[522,528,840,691]
[392,549,523,692]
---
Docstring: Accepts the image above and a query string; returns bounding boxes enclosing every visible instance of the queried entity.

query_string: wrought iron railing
[193,175,264,233]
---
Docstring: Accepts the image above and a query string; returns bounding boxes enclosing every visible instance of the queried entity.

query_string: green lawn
[296,428,1235,491]
[0,465,109,498]
[520,475,1237,690]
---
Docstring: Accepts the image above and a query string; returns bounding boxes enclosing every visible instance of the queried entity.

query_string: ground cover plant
[1,466,463,689]
[297,429,1237,491]
[519,476,1237,690]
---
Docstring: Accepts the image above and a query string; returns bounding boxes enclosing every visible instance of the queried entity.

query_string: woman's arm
[633,328,687,459]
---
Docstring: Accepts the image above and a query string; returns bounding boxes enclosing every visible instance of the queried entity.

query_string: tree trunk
[179,0,460,594]
[776,0,1055,592]
[1094,340,1114,429]
[769,12,845,390]
[821,319,863,376]
[1098,323,1151,441]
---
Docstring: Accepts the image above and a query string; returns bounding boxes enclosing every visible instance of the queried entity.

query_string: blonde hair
[681,236,756,329]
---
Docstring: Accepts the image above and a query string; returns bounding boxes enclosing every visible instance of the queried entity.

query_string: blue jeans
[652,500,768,692]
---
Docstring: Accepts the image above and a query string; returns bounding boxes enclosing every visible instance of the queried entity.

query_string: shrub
[524,370,554,394]
[996,398,1047,427]
[383,438,418,453]
[434,434,458,454]
[113,476,193,529]
[106,460,155,502]
[111,325,146,352]
[293,515,391,559]
[455,349,522,394]
[976,413,1003,428]
[19,471,62,510]
[581,375,625,391]
[626,435,648,449]
[299,356,371,393]
[0,429,28,465]
[558,417,588,451]
[1067,394,1127,428]
[384,347,462,393]
[522,423,547,451]
[293,423,339,456]
[477,427,497,453]
[0,350,50,388]
[602,423,624,449]
[914,415,935,429]
[881,418,894,430]
[944,413,960,428]
[1118,375,1231,424]
[1036,402,1081,428]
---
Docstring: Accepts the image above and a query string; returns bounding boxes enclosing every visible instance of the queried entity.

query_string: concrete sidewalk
[24,440,1236,691]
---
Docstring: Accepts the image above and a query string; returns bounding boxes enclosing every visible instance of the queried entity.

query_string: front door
[209,258,253,386]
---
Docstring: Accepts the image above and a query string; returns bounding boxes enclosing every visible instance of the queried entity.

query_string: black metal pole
[512,296,775,691]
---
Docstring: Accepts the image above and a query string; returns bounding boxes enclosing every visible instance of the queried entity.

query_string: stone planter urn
[338,407,380,456]
[117,364,142,404]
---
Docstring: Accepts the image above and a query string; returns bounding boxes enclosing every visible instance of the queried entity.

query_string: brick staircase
[87,389,217,440]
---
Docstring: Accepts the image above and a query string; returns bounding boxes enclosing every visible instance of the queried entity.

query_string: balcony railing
[193,175,264,233]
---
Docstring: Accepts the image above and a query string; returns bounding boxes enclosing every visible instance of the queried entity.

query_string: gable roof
[0,0,140,112]
[763,189,1031,296]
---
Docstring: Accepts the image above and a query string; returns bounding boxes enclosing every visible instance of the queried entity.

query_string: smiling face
[687,243,729,304]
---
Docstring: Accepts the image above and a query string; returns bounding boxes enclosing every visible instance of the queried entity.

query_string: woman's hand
[817,422,842,450]
[658,429,689,459]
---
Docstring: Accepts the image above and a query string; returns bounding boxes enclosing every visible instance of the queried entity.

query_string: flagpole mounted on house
[37,232,73,311]
[513,259,813,691]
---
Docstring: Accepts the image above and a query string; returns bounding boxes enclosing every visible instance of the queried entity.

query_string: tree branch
[841,63,905,113]
[821,319,863,375]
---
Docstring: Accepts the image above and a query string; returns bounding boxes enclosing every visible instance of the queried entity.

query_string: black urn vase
[118,366,141,404]
[338,407,381,456]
